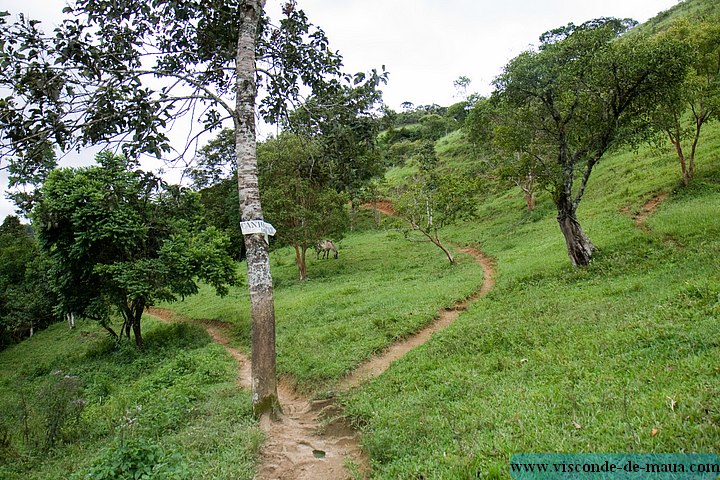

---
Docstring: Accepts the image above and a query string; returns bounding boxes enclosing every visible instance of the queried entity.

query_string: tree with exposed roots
[493,18,690,266]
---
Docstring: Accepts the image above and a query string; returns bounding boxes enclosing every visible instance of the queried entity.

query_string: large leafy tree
[493,18,690,266]
[277,70,387,212]
[33,151,237,348]
[191,72,387,280]
[0,0,353,417]
[258,133,349,280]
[652,17,720,185]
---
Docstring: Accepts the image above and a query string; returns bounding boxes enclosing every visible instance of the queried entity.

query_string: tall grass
[0,318,262,479]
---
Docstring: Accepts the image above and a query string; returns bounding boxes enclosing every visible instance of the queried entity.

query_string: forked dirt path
[148,308,365,478]
[148,241,496,479]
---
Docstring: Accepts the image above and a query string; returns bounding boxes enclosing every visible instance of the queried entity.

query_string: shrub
[76,437,189,480]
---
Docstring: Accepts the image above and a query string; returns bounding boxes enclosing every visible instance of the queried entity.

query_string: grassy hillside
[642,0,720,32]
[1,2,718,478]
[164,225,485,393]
[340,121,720,478]
[157,121,719,479]
[0,318,261,479]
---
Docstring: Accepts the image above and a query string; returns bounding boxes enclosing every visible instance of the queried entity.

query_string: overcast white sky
[1,0,680,220]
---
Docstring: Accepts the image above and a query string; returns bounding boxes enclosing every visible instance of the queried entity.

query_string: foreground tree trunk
[556,200,595,267]
[235,0,280,419]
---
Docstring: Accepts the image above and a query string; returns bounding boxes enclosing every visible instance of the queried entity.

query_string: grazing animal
[316,239,338,259]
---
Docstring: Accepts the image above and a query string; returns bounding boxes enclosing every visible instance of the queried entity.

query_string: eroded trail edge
[148,245,495,480]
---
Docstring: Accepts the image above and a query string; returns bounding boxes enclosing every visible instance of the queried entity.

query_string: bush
[38,371,86,450]
[76,437,189,480]
[10,370,86,452]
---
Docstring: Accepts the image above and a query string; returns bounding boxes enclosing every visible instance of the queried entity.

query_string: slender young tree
[394,142,477,264]
[652,18,720,185]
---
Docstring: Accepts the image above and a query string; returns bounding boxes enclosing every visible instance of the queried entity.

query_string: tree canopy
[491,17,691,266]
[0,0,346,164]
[651,16,720,185]
[258,133,349,280]
[0,215,57,347]
[32,151,237,347]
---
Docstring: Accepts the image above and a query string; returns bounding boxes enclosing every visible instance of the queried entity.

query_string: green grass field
[0,318,262,479]
[2,124,717,479]
[164,226,485,393]
[157,120,719,479]
[4,119,717,479]
[339,125,720,478]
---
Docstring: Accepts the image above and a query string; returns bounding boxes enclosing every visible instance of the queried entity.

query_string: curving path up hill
[149,207,496,479]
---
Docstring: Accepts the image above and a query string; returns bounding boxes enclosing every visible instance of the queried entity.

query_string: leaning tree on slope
[492,18,690,266]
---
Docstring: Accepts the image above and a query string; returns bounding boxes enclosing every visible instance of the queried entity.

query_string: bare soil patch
[257,381,368,479]
[146,307,366,479]
[625,192,669,229]
[362,200,396,217]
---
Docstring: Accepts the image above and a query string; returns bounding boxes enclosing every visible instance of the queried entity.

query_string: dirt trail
[147,244,496,479]
[624,192,668,230]
[339,246,494,390]
[147,307,367,479]
[363,200,396,217]
[256,382,368,479]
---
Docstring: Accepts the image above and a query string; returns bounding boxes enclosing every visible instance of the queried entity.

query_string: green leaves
[489,17,693,265]
[650,16,720,183]
[493,17,691,195]
[33,151,237,338]
[258,133,350,252]
[0,216,57,347]
[0,0,353,188]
